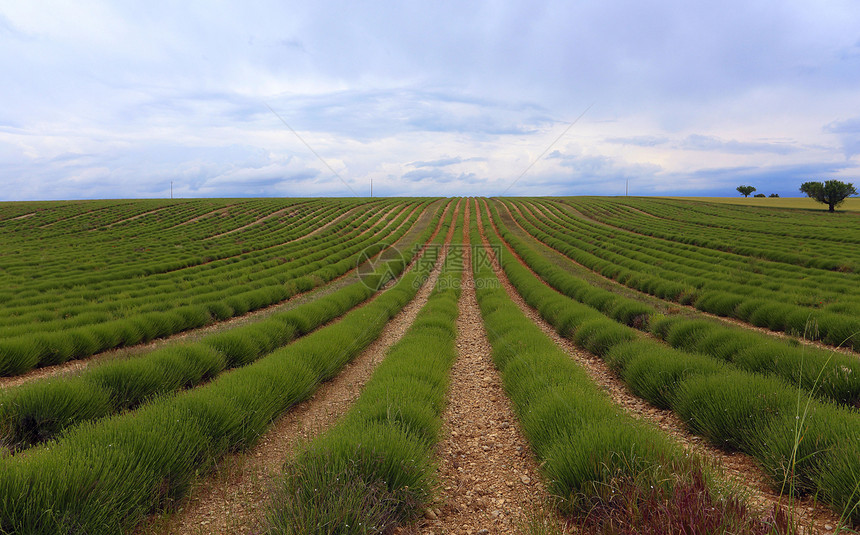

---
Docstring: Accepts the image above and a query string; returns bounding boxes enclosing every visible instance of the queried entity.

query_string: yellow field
[663,196,860,211]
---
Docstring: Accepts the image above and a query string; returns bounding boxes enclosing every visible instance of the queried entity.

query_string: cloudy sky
[1,1,859,200]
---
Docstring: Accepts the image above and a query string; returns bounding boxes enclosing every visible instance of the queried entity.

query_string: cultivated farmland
[0,197,858,534]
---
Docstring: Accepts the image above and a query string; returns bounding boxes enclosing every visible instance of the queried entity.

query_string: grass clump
[655,316,860,405]
[0,379,112,451]
[543,422,678,517]
[673,372,797,452]
[613,340,726,410]
[0,338,41,376]
[572,319,638,357]
[269,428,433,535]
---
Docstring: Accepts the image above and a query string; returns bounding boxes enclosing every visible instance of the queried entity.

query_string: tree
[769,193,779,198]
[737,185,756,197]
[799,180,857,212]
[754,193,765,198]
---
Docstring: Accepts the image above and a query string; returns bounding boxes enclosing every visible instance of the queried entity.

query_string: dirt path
[479,199,842,534]
[101,206,172,229]
[0,202,431,391]
[36,201,138,229]
[8,212,37,221]
[400,199,550,535]
[617,203,661,219]
[503,200,860,360]
[169,204,238,228]
[137,201,459,535]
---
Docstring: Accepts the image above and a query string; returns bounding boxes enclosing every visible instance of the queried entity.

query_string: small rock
[824,524,834,531]
[520,475,531,485]
[477,530,490,535]
[424,508,437,520]
[500,422,510,429]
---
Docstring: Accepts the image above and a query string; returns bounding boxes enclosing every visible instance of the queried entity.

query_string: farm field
[0,197,858,534]
[670,196,860,211]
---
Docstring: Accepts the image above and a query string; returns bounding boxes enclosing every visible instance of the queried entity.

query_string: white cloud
[1,0,859,200]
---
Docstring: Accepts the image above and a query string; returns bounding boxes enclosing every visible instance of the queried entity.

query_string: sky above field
[1,1,860,200]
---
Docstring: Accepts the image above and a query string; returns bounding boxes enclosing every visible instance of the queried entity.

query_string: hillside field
[0,197,858,534]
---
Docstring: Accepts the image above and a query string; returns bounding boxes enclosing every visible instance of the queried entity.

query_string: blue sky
[1,1,859,200]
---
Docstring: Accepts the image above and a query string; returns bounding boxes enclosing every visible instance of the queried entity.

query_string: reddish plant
[576,467,793,535]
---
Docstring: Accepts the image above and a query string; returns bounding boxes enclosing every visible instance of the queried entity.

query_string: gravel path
[402,200,550,535]
[137,200,458,535]
[480,199,842,534]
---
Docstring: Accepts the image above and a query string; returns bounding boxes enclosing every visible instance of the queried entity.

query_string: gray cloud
[824,117,860,157]
[826,117,860,134]
[606,134,801,154]
[670,160,859,196]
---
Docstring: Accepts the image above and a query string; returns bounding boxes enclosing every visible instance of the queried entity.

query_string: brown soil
[0,202,430,391]
[399,199,553,535]
[479,199,843,535]
[136,200,458,535]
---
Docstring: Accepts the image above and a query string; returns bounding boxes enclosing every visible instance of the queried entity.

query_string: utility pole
[170,181,173,199]
[370,178,373,198]
[625,179,628,197]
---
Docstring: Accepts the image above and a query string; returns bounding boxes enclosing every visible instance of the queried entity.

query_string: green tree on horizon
[799,180,857,212]
[736,185,756,197]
